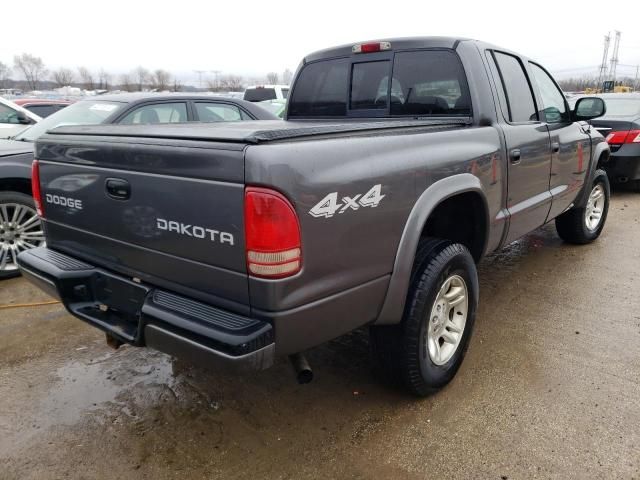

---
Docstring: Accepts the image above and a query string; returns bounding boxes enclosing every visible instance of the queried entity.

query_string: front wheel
[0,191,46,279]
[370,239,478,396]
[555,169,610,245]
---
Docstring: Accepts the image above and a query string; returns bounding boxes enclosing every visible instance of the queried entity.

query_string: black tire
[555,169,610,245]
[370,238,479,396]
[0,191,42,280]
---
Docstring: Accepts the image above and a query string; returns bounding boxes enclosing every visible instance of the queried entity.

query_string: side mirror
[573,97,606,121]
[16,111,33,125]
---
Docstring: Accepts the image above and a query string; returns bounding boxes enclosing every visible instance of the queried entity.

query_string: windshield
[13,100,125,142]
[602,98,640,117]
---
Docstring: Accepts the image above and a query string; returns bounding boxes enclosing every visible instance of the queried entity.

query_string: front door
[527,62,592,220]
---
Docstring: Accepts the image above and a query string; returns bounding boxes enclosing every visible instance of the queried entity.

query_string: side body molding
[374,173,488,325]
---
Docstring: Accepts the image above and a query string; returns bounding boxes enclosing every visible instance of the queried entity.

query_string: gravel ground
[1,191,639,480]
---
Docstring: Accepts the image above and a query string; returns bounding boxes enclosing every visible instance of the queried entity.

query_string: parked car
[258,99,287,118]
[12,98,73,118]
[587,93,640,190]
[244,84,289,102]
[0,93,277,278]
[0,97,41,139]
[19,38,609,396]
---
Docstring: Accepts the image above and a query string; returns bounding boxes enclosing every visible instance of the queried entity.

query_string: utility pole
[597,33,610,90]
[609,31,621,83]
[193,70,206,90]
[210,70,221,91]
[635,65,639,91]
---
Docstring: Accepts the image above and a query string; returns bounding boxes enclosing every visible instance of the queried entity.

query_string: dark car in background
[12,99,73,118]
[0,93,278,278]
[588,93,640,190]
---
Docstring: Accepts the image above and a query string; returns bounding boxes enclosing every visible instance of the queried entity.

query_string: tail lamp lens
[31,160,44,217]
[605,130,640,145]
[244,187,301,278]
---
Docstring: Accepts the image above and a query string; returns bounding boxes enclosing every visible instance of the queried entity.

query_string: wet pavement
[1,192,639,480]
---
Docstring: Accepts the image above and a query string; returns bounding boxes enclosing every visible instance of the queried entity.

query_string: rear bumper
[18,246,389,369]
[603,144,640,181]
[17,247,275,371]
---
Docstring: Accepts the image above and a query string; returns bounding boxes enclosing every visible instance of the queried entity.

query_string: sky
[2,0,640,85]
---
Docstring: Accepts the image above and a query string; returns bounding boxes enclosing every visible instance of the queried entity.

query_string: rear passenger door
[488,51,552,243]
[528,62,591,220]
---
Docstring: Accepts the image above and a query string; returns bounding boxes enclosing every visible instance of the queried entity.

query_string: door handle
[510,149,521,162]
[105,178,131,200]
[552,142,560,153]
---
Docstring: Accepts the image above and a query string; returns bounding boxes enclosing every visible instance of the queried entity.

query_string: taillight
[605,130,640,145]
[352,41,391,54]
[244,187,301,278]
[31,160,44,217]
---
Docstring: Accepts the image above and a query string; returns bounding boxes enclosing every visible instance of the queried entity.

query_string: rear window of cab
[288,50,471,118]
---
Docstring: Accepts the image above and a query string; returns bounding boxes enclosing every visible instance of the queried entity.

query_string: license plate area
[65,271,150,343]
[92,273,149,315]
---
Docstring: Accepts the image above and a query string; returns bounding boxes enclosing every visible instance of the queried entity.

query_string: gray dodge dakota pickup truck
[18,37,610,395]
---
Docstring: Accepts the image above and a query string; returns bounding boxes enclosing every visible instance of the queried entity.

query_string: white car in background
[243,84,290,102]
[0,96,41,139]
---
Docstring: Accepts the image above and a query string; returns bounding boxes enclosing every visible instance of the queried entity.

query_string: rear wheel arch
[375,174,489,325]
[0,177,32,196]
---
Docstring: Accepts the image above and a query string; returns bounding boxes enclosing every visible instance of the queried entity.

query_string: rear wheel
[0,192,45,279]
[555,170,610,244]
[370,238,478,396]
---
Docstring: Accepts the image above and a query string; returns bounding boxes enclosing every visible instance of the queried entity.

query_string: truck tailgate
[36,136,249,309]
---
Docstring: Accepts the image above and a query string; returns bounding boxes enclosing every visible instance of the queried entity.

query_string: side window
[0,103,19,124]
[350,61,390,110]
[118,102,187,124]
[195,103,244,122]
[485,51,510,121]
[529,63,569,124]
[389,50,471,116]
[493,52,537,123]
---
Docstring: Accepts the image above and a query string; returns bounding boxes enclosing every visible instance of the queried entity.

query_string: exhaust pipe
[289,353,313,384]
[618,176,629,183]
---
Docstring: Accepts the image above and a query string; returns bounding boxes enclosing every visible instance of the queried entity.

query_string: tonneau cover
[43,118,471,144]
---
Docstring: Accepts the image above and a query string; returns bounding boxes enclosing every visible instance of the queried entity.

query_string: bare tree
[134,66,149,91]
[151,69,171,91]
[219,74,244,91]
[13,53,47,91]
[171,77,183,92]
[98,69,111,90]
[119,73,134,92]
[51,67,75,87]
[0,61,10,89]
[206,77,219,92]
[282,68,293,85]
[266,72,279,84]
[78,66,95,90]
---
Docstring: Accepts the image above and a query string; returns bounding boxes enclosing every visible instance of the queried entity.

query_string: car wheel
[555,169,610,245]
[370,238,478,396]
[0,191,45,279]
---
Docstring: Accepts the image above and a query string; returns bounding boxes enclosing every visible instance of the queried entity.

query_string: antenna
[597,33,610,89]
[609,31,621,82]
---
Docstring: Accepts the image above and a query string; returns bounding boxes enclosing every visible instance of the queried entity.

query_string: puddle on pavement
[41,347,177,427]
